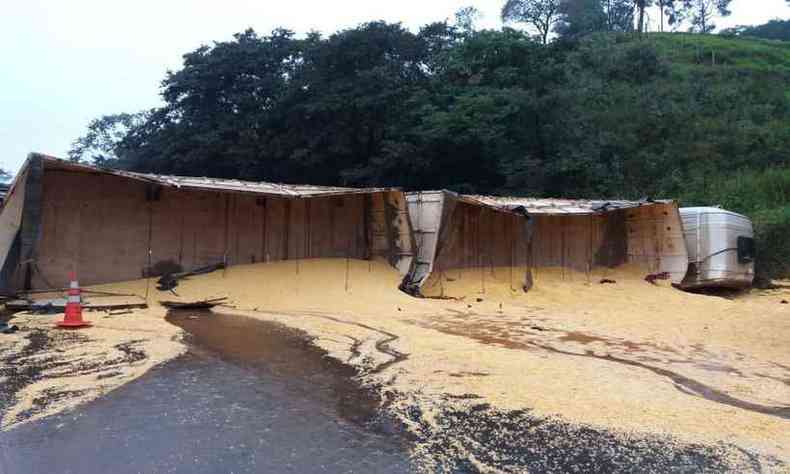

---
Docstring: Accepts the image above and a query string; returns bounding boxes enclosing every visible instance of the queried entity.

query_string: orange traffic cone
[56,272,91,328]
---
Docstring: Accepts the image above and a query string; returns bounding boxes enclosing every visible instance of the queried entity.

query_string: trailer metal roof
[462,195,674,215]
[34,154,399,198]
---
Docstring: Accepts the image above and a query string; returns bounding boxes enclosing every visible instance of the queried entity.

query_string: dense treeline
[70,25,790,197]
[70,22,790,277]
[722,19,790,41]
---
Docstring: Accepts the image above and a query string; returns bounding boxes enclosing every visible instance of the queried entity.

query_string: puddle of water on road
[1,323,413,474]
[3,310,412,473]
[165,310,391,429]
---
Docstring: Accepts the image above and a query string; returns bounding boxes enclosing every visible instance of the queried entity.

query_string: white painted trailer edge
[403,191,447,292]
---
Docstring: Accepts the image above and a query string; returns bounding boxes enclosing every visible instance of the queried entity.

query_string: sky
[2,0,789,175]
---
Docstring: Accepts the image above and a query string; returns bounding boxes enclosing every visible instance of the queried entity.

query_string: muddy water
[166,310,389,426]
[0,311,411,474]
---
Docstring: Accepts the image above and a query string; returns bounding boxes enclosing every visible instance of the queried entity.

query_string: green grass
[680,167,790,214]
[752,206,790,280]
[648,32,790,73]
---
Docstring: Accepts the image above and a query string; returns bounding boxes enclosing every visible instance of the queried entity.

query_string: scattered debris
[644,272,671,285]
[19,288,138,298]
[147,260,183,279]
[6,299,65,312]
[1,322,19,334]
[156,263,225,292]
[156,275,178,292]
[160,297,228,310]
[5,296,147,312]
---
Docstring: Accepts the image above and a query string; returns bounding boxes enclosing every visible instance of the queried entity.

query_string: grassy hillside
[647,33,790,280]
[651,32,790,73]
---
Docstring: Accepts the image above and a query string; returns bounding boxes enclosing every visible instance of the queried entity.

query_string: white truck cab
[680,207,755,289]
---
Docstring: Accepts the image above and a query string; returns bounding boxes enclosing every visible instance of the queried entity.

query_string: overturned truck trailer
[0,154,413,293]
[403,191,689,298]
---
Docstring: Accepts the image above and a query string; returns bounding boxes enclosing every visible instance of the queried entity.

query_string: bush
[753,206,790,280]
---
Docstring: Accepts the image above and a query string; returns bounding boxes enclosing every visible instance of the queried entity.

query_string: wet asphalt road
[1,311,777,473]
[0,313,411,474]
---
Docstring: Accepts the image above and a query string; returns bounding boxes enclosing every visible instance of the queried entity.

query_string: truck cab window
[737,236,755,264]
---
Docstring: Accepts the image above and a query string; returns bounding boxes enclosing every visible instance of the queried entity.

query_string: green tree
[123,28,305,179]
[657,0,686,31]
[283,22,431,185]
[454,6,482,32]
[501,0,563,44]
[680,0,732,33]
[635,0,655,33]
[402,29,554,192]
[69,112,149,166]
[556,0,636,38]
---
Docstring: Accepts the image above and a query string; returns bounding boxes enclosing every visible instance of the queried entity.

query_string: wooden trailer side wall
[625,202,689,284]
[529,211,629,272]
[420,201,529,297]
[528,204,687,283]
[29,171,399,289]
[0,169,29,292]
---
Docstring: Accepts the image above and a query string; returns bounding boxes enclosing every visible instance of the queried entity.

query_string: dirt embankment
[2,259,789,471]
